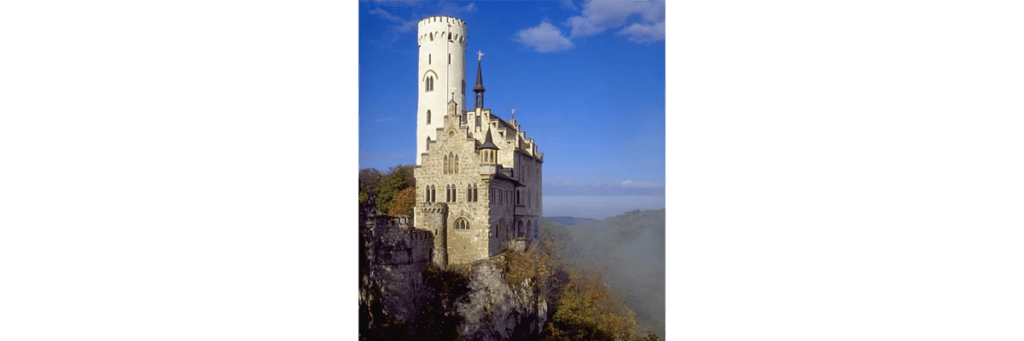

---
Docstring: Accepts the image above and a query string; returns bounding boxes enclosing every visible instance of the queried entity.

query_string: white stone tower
[416,16,467,165]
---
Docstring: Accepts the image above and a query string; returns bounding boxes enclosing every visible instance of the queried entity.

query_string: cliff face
[359,199,551,340]
[456,257,548,341]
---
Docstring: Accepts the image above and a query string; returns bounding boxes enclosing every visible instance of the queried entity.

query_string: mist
[543,195,666,219]
[542,209,666,338]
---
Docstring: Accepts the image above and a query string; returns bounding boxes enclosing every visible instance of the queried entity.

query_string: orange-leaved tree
[387,186,416,216]
[542,266,638,341]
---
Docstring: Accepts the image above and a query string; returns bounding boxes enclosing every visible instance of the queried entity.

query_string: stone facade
[413,16,543,268]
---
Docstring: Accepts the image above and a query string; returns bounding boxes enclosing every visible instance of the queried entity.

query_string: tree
[541,266,638,341]
[359,168,384,204]
[387,187,416,216]
[373,165,416,214]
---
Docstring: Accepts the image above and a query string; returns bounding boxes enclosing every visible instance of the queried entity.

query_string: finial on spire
[474,53,486,109]
[511,108,515,120]
[451,87,456,99]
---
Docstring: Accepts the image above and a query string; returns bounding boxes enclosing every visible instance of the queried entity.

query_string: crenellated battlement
[418,201,448,214]
[418,15,467,28]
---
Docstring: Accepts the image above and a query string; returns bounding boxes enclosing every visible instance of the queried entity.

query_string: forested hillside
[542,210,666,339]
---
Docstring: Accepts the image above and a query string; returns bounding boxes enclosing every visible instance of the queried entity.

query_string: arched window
[467,184,472,202]
[446,185,450,202]
[473,184,478,202]
[425,186,430,202]
[431,185,436,203]
[452,184,456,202]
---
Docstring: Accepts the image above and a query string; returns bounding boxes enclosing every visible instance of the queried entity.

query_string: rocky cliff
[359,197,553,341]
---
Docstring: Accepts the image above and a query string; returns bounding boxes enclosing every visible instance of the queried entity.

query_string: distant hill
[542,216,597,226]
[541,209,666,339]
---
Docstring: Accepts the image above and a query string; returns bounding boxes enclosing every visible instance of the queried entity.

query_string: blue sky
[359,0,666,214]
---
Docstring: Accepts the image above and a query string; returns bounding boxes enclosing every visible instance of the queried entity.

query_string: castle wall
[359,206,433,321]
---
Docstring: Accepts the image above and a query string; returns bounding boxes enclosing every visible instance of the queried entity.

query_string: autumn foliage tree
[541,266,639,341]
[359,165,415,214]
[387,186,416,216]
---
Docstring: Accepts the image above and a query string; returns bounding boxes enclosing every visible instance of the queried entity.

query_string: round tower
[416,16,467,165]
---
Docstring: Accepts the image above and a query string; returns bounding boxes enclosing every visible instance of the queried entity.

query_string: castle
[412,16,544,268]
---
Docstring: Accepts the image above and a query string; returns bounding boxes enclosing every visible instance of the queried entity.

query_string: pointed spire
[479,127,499,150]
[474,51,485,109]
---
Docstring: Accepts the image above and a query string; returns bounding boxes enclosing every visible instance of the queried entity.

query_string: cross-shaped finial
[477,50,484,62]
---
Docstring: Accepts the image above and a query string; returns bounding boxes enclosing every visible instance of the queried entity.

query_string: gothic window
[473,184,478,202]
[425,186,429,202]
[467,184,472,202]
[431,185,436,203]
[443,155,448,174]
[453,218,468,230]
[452,184,457,202]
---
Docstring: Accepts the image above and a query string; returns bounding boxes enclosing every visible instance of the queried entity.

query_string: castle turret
[479,127,498,165]
[417,16,467,165]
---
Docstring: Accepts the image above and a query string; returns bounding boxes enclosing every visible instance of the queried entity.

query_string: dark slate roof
[479,127,499,150]
[473,59,485,92]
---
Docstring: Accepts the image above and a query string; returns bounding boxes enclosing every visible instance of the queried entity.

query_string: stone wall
[360,200,434,321]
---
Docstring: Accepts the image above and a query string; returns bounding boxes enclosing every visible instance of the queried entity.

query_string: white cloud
[369,8,403,24]
[566,0,665,42]
[514,21,574,52]
[437,2,477,17]
[620,180,664,188]
[618,21,665,43]
[360,153,405,160]
[560,0,577,10]
[370,0,419,7]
